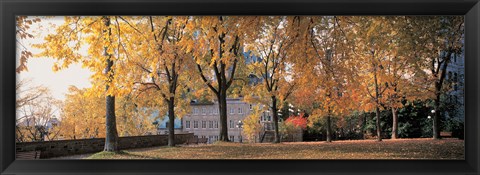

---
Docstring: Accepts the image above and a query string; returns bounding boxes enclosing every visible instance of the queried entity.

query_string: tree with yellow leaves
[34,16,141,151]
[405,16,464,139]
[378,17,427,139]
[60,86,105,140]
[180,16,254,141]
[120,16,194,146]
[290,16,355,142]
[16,16,41,73]
[60,86,156,139]
[242,105,264,143]
[343,16,403,141]
[244,16,299,143]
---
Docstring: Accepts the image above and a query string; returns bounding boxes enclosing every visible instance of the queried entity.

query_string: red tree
[285,114,308,130]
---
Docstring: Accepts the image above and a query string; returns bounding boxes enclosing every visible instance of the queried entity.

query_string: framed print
[1,0,479,175]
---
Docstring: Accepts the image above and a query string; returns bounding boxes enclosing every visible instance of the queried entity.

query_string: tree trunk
[103,16,119,152]
[271,96,280,143]
[105,94,119,152]
[218,89,229,141]
[432,51,451,139]
[391,107,398,139]
[167,97,175,147]
[363,112,368,139]
[375,106,382,141]
[373,59,382,142]
[433,92,441,139]
[326,115,332,142]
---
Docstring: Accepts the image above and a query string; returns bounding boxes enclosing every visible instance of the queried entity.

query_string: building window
[186,121,190,128]
[194,107,198,114]
[202,107,206,114]
[202,121,206,128]
[194,121,198,128]
[230,108,234,114]
[214,135,218,141]
[249,104,253,110]
[209,136,214,143]
[238,107,243,114]
[215,121,219,128]
[230,120,234,128]
[229,135,235,142]
[209,121,213,128]
[202,135,206,139]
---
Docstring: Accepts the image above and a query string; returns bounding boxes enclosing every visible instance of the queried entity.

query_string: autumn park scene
[15,16,464,159]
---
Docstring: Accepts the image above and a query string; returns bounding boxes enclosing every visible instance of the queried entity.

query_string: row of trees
[289,16,463,142]
[245,16,463,142]
[17,16,464,152]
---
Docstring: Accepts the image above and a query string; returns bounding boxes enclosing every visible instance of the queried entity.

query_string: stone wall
[16,133,193,159]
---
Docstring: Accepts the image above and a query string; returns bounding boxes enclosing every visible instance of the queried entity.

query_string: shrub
[285,114,308,130]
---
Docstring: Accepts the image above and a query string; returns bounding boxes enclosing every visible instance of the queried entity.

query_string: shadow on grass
[86,150,163,159]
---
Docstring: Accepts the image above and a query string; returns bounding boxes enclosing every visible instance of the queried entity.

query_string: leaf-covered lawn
[86,138,464,160]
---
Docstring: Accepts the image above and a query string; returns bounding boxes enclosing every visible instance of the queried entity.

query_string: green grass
[85,138,464,160]
[87,150,163,159]
[87,151,125,159]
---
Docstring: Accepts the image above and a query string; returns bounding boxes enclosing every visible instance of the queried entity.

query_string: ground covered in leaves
[84,138,463,160]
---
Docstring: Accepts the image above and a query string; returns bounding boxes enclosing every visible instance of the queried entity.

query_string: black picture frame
[1,0,479,174]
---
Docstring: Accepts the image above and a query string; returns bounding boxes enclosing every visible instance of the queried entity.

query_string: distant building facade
[155,97,277,143]
[444,46,465,122]
[155,115,185,135]
[182,98,273,143]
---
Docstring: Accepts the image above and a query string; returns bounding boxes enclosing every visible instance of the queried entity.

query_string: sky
[17,16,93,101]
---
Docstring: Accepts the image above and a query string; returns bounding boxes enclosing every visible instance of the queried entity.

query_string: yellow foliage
[242,106,264,143]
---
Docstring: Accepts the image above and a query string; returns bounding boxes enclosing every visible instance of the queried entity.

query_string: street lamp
[236,120,244,143]
[430,109,436,138]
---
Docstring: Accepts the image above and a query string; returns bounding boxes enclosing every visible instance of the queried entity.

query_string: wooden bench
[16,151,40,159]
[440,132,453,138]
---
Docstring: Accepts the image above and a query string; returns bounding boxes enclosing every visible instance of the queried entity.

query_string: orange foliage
[285,114,308,130]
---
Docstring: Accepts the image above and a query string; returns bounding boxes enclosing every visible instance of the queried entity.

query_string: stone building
[182,98,265,143]
[155,115,185,135]
[154,96,306,143]
[444,47,465,122]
